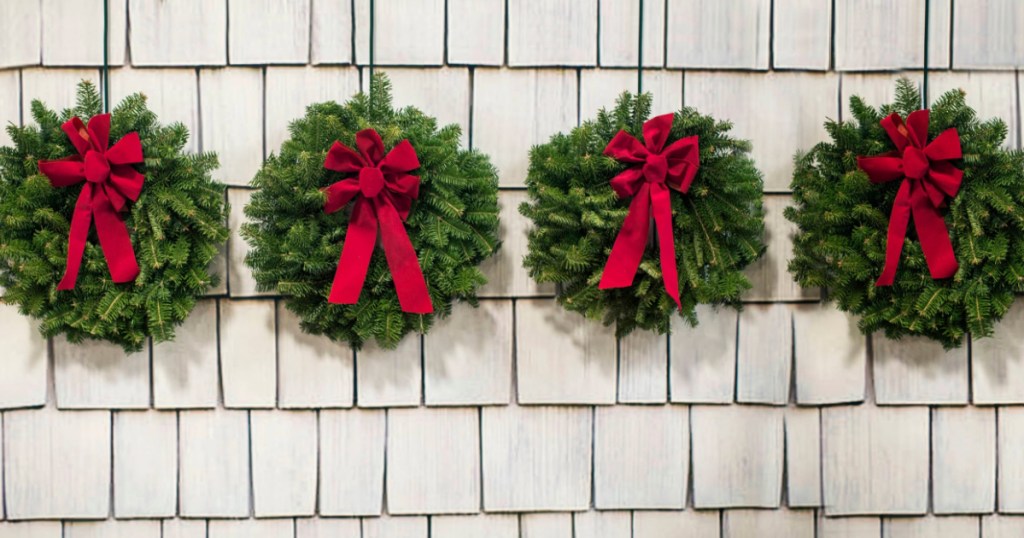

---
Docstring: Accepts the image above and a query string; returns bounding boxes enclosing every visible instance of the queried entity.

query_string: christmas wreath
[0,81,229,352]
[787,79,1024,348]
[242,74,500,349]
[521,93,766,336]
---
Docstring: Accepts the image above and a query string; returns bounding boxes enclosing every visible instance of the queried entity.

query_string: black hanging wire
[922,0,931,108]
[368,0,375,118]
[637,0,644,96]
[102,0,110,112]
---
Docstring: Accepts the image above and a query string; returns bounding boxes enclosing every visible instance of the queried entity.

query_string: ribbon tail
[376,199,433,314]
[876,180,913,287]
[910,185,958,280]
[599,184,652,291]
[92,192,140,284]
[328,199,378,305]
[650,184,681,310]
[57,185,96,290]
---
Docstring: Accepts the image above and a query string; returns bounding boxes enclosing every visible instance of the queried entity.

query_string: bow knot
[856,110,963,286]
[323,128,433,314]
[37,113,145,289]
[599,113,700,310]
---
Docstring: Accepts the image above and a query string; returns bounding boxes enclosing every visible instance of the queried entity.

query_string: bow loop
[599,114,700,309]
[37,113,144,289]
[321,128,433,314]
[857,109,963,286]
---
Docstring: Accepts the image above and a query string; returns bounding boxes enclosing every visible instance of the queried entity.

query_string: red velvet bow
[599,113,700,310]
[857,110,963,286]
[38,114,145,290]
[322,128,433,313]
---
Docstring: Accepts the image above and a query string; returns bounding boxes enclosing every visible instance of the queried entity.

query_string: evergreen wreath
[242,74,500,349]
[521,93,766,337]
[787,79,1024,348]
[0,81,229,352]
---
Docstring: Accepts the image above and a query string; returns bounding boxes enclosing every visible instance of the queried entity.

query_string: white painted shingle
[579,69,683,121]
[793,304,866,405]
[632,510,721,538]
[573,511,632,538]
[4,408,110,519]
[0,71,19,148]
[736,303,792,405]
[998,408,1024,512]
[219,299,277,408]
[618,330,668,403]
[251,411,318,517]
[872,336,968,405]
[423,300,513,406]
[0,1,40,68]
[208,520,293,538]
[296,518,361,538]
[278,303,354,409]
[772,0,831,70]
[21,68,100,127]
[64,521,160,538]
[516,299,617,404]
[482,406,591,511]
[952,0,1024,69]
[932,407,996,514]
[0,522,62,538]
[520,513,573,538]
[53,336,149,409]
[384,67,471,145]
[319,409,386,516]
[691,405,784,508]
[974,301,1024,405]
[41,0,125,66]
[431,515,519,538]
[472,68,577,186]
[885,516,979,538]
[162,519,207,538]
[356,335,422,407]
[227,188,272,298]
[199,68,264,186]
[113,411,177,518]
[666,0,770,69]
[178,409,251,518]
[599,0,665,67]
[785,407,822,508]
[310,0,353,64]
[508,0,597,66]
[228,0,310,65]
[386,407,480,514]
[594,405,688,509]
[110,68,200,152]
[723,509,814,538]
[685,72,838,193]
[983,515,1024,538]
[0,305,47,409]
[927,72,1019,149]
[129,0,227,65]
[355,0,445,65]
[818,516,881,538]
[740,195,820,301]
[834,0,927,70]
[362,516,428,538]
[670,305,737,403]
[478,190,556,297]
[447,0,505,65]
[264,66,360,158]
[822,406,929,515]
[152,299,219,409]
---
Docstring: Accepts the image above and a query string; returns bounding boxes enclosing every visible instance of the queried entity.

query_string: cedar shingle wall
[2,0,1024,536]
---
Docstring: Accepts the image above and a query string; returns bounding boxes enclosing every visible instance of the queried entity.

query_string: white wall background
[1,0,1024,537]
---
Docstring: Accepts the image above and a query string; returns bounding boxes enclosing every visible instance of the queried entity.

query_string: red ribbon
[322,129,433,314]
[599,113,700,310]
[38,114,145,290]
[857,110,963,286]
